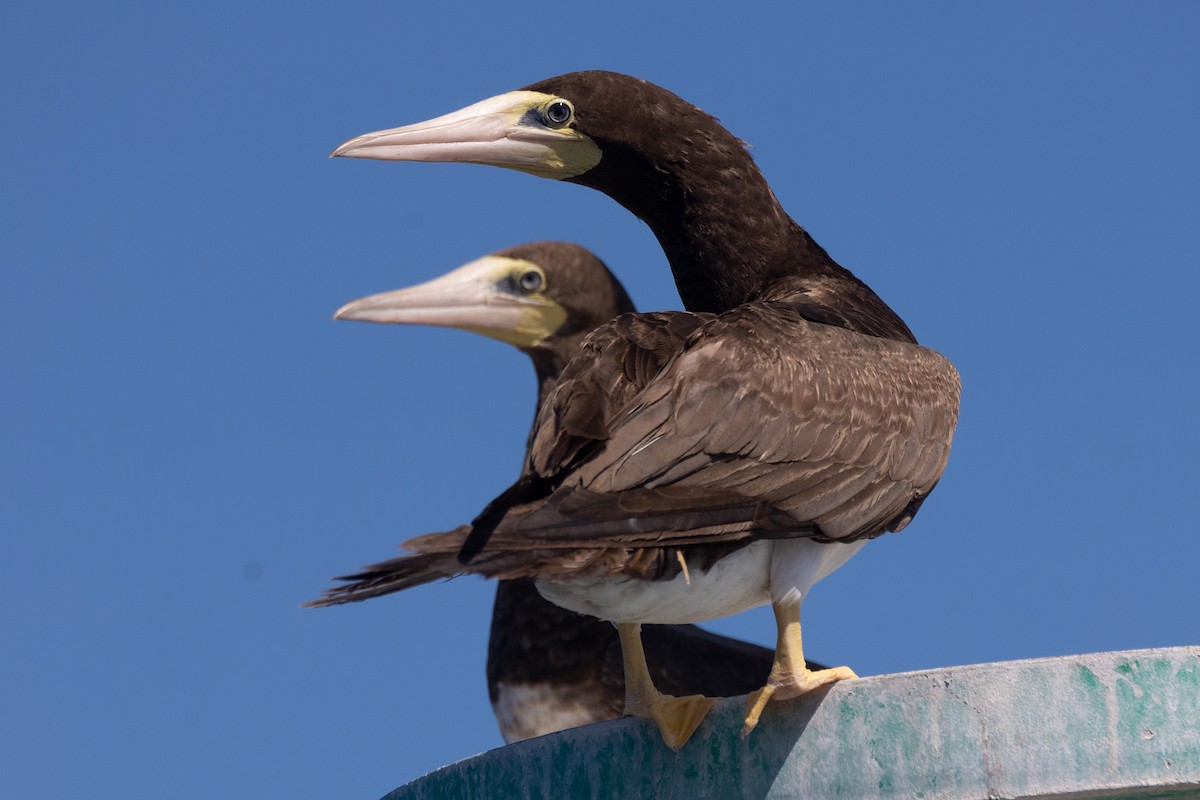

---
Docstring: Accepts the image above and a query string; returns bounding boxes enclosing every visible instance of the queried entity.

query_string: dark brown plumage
[524,72,917,338]
[315,303,956,590]
[313,241,820,743]
[323,71,961,744]
[489,579,814,743]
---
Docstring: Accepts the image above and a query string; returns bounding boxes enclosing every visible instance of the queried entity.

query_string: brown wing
[513,301,960,546]
[308,302,960,603]
[530,310,712,473]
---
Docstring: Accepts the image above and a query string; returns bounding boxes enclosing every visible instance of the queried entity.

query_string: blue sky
[3,2,1198,797]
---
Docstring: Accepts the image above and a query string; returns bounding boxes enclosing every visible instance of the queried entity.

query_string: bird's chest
[491,680,613,744]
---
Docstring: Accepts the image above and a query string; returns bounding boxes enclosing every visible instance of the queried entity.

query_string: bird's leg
[742,600,857,736]
[617,622,715,750]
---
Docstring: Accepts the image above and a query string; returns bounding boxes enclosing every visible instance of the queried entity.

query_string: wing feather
[311,299,961,600]
[517,301,960,545]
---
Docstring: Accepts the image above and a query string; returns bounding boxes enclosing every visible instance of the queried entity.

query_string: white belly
[492,681,609,744]
[535,538,866,625]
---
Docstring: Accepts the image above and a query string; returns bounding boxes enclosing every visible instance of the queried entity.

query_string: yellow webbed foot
[740,600,857,736]
[616,621,715,749]
[626,690,716,750]
[742,665,857,736]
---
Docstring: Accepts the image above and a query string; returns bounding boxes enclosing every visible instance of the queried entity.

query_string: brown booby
[317,72,961,748]
[326,242,821,742]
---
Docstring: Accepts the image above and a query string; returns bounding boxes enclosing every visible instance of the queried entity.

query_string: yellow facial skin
[331,91,602,180]
[335,256,567,349]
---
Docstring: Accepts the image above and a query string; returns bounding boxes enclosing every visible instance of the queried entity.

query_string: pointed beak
[330,91,600,179]
[334,256,565,348]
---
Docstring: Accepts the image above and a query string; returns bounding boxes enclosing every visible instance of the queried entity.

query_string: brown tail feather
[305,487,812,609]
[303,527,474,608]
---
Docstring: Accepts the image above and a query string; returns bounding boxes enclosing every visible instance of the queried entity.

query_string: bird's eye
[517,269,544,293]
[544,100,573,127]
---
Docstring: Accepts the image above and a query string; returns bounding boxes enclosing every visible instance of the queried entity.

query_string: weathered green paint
[383,648,1200,800]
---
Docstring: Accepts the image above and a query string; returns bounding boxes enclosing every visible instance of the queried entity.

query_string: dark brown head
[515,72,761,222]
[333,241,635,371]
[332,71,910,335]
[330,71,796,311]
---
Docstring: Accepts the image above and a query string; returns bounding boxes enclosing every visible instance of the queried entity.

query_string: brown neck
[571,137,912,342]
